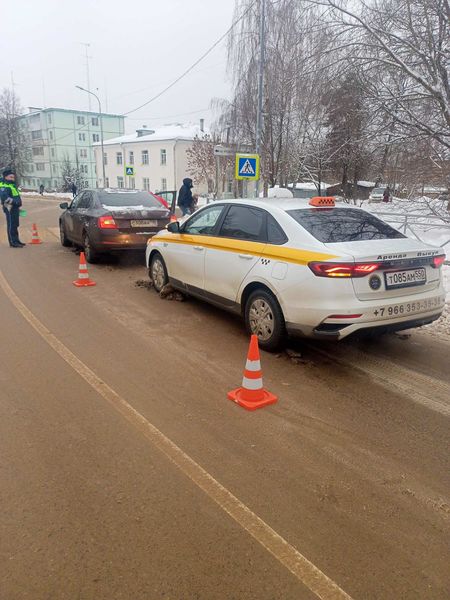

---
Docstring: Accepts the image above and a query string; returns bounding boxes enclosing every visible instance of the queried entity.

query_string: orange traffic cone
[72,252,96,287]
[228,335,277,411]
[30,223,42,245]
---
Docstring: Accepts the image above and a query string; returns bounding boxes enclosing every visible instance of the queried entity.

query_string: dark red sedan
[59,189,170,262]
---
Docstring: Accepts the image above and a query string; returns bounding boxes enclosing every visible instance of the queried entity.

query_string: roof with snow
[357,180,376,188]
[289,181,332,190]
[94,123,209,146]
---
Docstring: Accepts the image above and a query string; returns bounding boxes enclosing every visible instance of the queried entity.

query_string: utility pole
[81,43,92,110]
[75,86,106,187]
[255,0,266,198]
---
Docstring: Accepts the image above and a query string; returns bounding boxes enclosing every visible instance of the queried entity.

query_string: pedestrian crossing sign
[235,154,260,180]
[125,166,134,176]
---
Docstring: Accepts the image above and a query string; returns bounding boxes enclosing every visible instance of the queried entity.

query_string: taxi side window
[183,205,224,235]
[267,214,288,244]
[219,206,265,241]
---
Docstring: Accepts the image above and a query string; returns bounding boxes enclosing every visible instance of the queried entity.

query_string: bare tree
[311,0,450,154]
[60,154,83,192]
[0,89,26,175]
[186,134,234,198]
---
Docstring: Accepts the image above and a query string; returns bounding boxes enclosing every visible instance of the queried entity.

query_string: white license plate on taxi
[385,268,426,289]
[130,220,158,227]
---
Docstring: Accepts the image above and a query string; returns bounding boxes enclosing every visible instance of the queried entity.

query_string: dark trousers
[3,206,20,245]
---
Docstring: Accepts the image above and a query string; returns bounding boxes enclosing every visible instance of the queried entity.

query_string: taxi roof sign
[309,196,335,207]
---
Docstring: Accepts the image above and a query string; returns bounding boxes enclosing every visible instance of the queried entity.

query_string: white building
[93,122,208,194]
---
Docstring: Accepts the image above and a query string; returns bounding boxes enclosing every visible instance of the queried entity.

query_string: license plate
[373,295,444,319]
[385,268,426,289]
[130,220,158,228]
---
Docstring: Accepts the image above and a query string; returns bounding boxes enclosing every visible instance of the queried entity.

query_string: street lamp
[75,85,106,188]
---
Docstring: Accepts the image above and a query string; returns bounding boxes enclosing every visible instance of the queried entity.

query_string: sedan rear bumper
[92,230,158,251]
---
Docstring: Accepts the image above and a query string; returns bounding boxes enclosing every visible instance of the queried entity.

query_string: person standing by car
[383,186,391,203]
[177,177,194,216]
[0,168,25,247]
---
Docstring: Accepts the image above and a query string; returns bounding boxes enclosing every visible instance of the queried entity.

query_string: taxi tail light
[309,261,380,278]
[432,255,445,268]
[98,215,118,229]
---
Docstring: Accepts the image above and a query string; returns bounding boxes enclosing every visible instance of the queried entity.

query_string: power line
[123,0,257,116]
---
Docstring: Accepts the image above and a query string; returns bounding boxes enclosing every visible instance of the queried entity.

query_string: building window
[105,177,109,187]
[47,113,52,124]
[129,151,134,165]
[77,116,85,125]
[129,177,135,189]
[92,117,99,126]
[160,149,167,165]
[80,149,88,158]
[84,180,89,188]
[141,150,149,165]
[54,180,58,187]
[36,163,45,171]
[103,152,108,165]
[117,176,124,189]
[142,177,150,191]
[81,164,88,174]
[31,130,42,140]
[49,130,54,140]
[32,146,44,156]
[51,148,55,157]
[92,133,100,143]
[161,178,167,191]
[116,152,123,165]
[52,164,58,173]
[79,133,86,141]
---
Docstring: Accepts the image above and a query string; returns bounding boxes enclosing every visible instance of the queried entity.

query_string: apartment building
[93,122,208,195]
[18,107,125,190]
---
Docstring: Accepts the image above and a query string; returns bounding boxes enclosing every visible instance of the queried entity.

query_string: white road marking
[0,269,352,600]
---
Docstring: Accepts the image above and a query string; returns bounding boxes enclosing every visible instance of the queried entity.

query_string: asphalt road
[0,197,449,600]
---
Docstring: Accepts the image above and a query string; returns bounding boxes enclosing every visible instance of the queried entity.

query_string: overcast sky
[2,0,236,132]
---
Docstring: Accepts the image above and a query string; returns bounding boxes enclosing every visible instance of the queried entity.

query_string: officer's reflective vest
[0,181,20,197]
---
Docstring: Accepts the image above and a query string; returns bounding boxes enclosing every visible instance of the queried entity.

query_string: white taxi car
[146,197,445,350]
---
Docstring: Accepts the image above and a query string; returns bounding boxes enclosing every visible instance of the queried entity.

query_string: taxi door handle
[193,246,204,251]
[239,254,253,260]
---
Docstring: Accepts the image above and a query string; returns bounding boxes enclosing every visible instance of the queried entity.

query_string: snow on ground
[22,191,72,200]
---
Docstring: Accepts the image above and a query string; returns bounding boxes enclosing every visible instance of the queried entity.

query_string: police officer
[0,168,25,247]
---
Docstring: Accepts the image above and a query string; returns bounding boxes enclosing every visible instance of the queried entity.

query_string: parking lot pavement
[1,199,449,599]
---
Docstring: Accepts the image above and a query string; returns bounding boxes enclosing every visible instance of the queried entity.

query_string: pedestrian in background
[70,181,77,198]
[383,187,391,203]
[0,168,25,247]
[177,177,194,216]
[39,183,44,195]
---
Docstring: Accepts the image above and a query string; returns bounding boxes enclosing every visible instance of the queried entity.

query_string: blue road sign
[235,154,260,180]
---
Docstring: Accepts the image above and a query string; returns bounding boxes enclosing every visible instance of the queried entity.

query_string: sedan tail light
[98,215,118,229]
[309,262,380,278]
[432,255,446,268]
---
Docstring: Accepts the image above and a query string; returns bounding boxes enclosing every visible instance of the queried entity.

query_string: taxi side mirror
[167,221,180,233]
[60,202,69,210]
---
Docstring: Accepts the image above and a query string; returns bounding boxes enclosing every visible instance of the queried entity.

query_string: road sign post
[235,154,260,181]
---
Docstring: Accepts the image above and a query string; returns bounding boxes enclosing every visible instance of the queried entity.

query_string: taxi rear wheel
[150,253,168,293]
[245,289,286,352]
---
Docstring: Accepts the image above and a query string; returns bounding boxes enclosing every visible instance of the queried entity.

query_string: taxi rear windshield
[287,208,405,243]
[98,191,162,208]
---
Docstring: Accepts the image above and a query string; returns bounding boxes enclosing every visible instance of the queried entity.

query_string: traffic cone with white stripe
[72,252,96,287]
[30,223,42,245]
[228,335,277,411]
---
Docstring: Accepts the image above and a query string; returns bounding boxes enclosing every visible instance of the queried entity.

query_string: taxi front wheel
[245,289,286,352]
